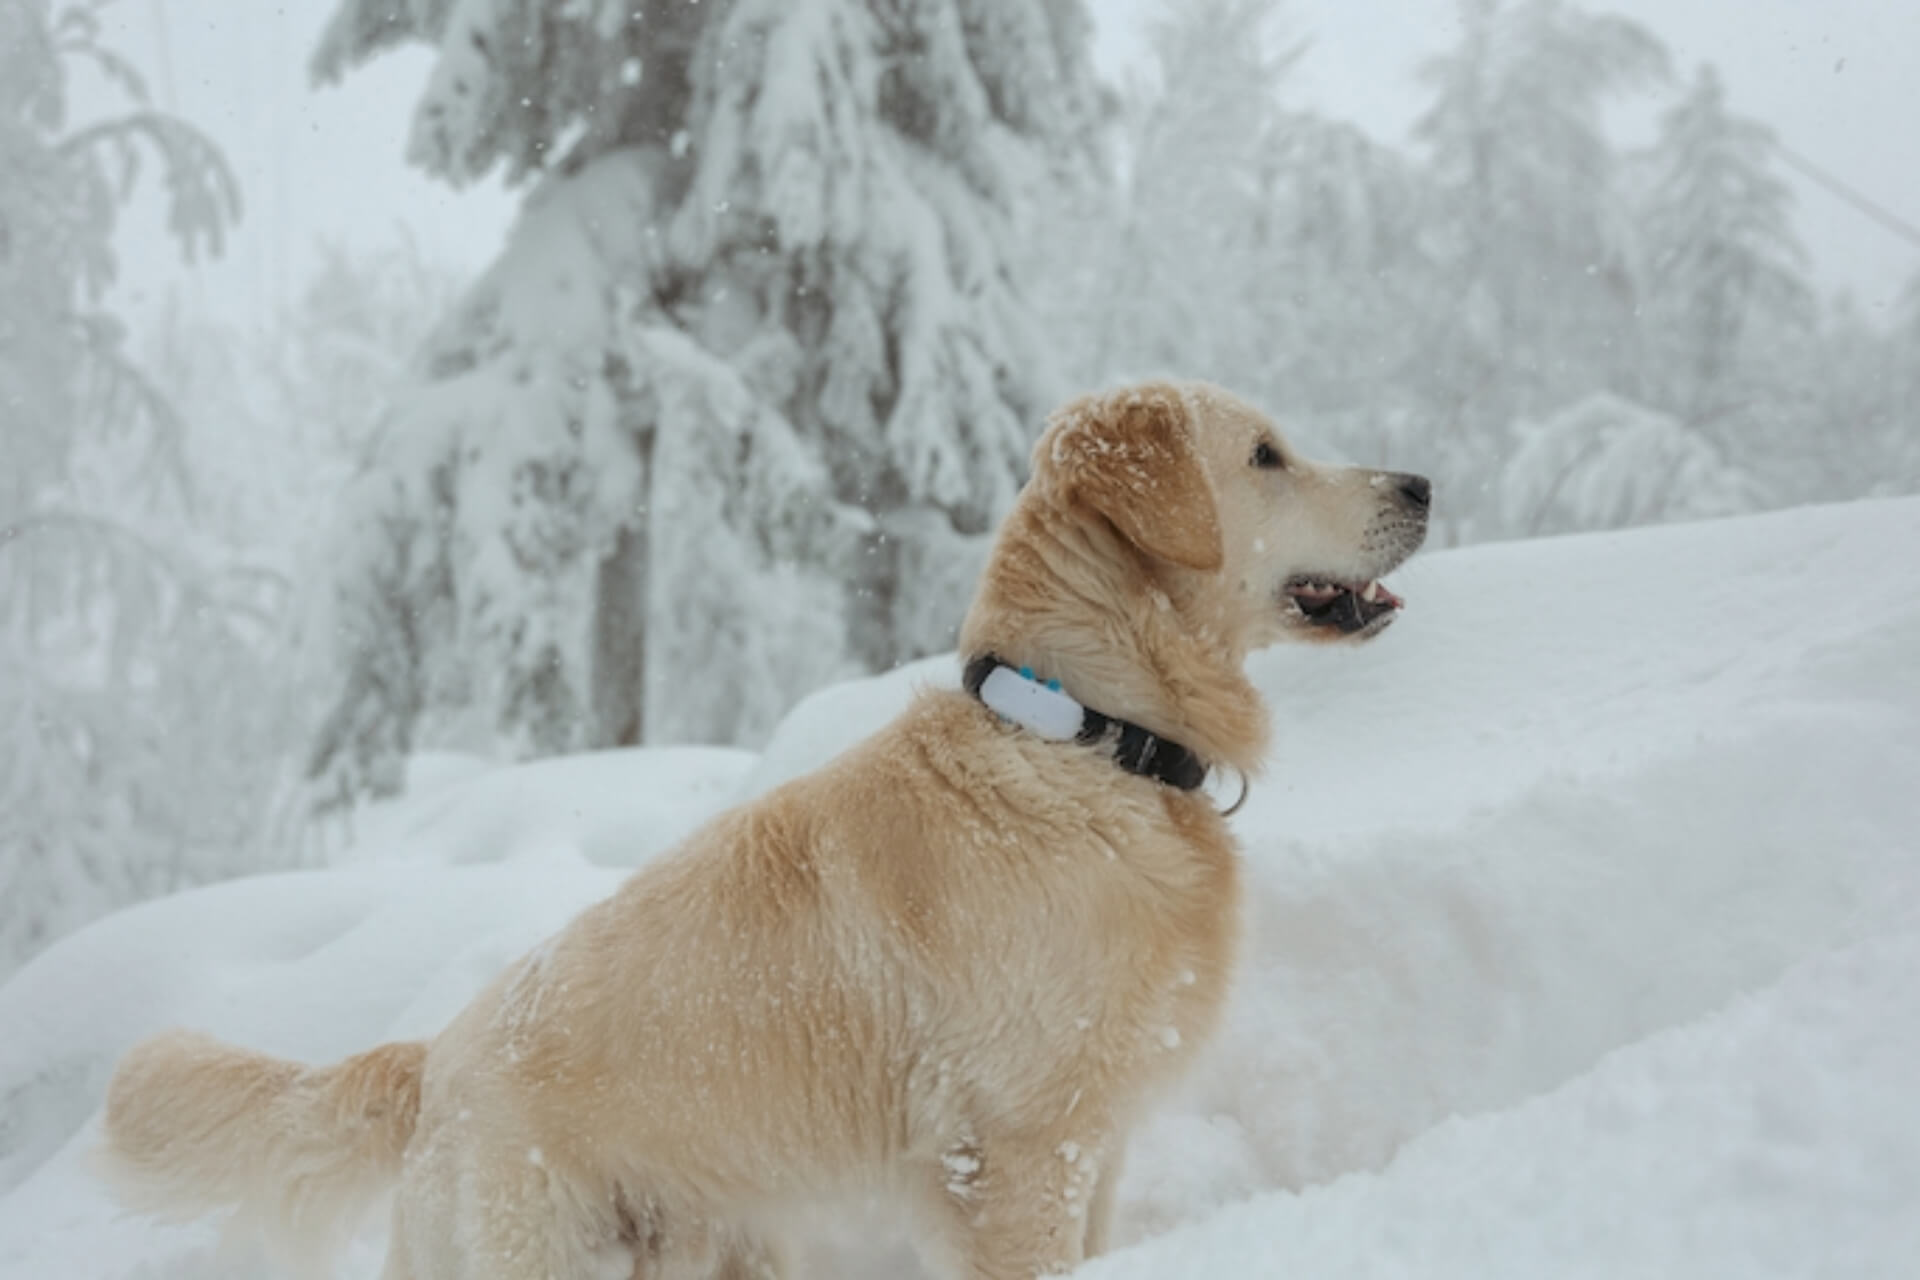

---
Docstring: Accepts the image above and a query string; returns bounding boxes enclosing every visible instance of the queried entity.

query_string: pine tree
[141,239,464,851]
[1,0,236,530]
[1889,274,1920,494]
[0,0,265,973]
[1260,111,1435,429]
[1498,392,1754,536]
[1400,0,1672,542]
[306,0,1103,804]
[1035,0,1453,512]
[1770,290,1915,507]
[1412,0,1669,421]
[1639,64,1812,421]
[1056,0,1298,393]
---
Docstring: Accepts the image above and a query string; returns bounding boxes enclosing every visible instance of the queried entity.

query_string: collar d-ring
[1220,767,1250,817]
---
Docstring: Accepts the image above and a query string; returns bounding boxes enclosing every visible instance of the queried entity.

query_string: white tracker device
[977,665,1086,742]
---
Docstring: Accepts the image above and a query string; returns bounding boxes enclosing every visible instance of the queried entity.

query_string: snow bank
[345,744,756,869]
[743,652,958,797]
[0,746,754,1207]
[1089,922,1920,1279]
[2,497,1917,1279]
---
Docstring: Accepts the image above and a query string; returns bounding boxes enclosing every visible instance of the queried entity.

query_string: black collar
[961,653,1209,792]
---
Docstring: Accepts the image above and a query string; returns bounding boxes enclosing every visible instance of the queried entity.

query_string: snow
[1090,925,1920,1279]
[3,496,1918,1279]
[350,745,758,870]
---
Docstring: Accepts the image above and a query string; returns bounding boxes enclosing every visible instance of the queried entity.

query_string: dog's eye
[1251,441,1284,470]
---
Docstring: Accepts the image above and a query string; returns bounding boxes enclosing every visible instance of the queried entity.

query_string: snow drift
[2,496,1917,1279]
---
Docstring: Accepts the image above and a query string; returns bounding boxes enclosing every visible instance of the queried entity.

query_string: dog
[100,380,1430,1280]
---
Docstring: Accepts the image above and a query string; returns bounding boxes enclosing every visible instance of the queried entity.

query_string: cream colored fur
[101,380,1429,1280]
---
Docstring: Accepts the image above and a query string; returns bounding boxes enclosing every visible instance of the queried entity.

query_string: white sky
[90,0,1920,334]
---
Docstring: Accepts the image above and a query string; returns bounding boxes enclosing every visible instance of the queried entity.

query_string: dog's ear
[1040,385,1224,572]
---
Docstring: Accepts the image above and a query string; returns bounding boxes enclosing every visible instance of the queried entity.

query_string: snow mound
[342,745,755,868]
[1088,922,1920,1279]
[743,652,958,798]
[2,497,1918,1279]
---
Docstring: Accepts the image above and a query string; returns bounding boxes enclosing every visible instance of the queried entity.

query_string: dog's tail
[99,1029,426,1257]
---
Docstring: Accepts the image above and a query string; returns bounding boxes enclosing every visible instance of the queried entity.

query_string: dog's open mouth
[1284,576,1405,634]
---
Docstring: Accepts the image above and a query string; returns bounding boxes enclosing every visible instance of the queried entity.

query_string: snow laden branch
[57,113,242,266]
[306,0,1104,807]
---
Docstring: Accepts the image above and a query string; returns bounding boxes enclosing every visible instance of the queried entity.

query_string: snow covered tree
[1412,0,1669,423]
[1398,0,1673,542]
[263,236,466,464]
[1900,273,1920,355]
[1034,1,1440,466]
[305,0,1104,805]
[1257,112,1436,432]
[1759,290,1916,509]
[1638,64,1812,421]
[1897,271,1920,425]
[1,0,236,532]
[0,0,274,974]
[1887,275,1920,495]
[1057,0,1299,390]
[1497,392,1756,536]
[136,241,466,851]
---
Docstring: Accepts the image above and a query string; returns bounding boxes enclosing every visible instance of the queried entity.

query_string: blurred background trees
[0,0,263,971]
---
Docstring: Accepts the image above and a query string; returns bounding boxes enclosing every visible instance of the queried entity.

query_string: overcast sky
[90,0,1920,335]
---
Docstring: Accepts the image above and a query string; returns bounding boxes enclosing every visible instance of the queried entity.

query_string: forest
[3,0,1917,976]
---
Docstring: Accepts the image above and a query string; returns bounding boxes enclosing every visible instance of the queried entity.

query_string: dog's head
[1031,380,1430,652]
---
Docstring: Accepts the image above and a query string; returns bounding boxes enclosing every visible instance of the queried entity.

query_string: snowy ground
[2,497,1917,1279]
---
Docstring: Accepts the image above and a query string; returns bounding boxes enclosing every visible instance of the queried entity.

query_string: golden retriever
[100,380,1430,1280]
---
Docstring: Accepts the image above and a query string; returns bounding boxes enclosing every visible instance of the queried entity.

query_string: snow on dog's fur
[100,381,1429,1280]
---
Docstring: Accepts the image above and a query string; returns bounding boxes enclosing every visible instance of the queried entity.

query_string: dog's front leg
[1081,1135,1126,1259]
[921,1130,1109,1280]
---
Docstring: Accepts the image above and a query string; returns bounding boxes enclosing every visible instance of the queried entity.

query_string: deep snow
[2,496,1917,1279]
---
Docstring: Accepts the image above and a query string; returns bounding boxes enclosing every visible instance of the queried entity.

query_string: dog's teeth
[1361,581,1379,602]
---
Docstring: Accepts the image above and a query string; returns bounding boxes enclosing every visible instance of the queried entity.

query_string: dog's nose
[1395,473,1432,510]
